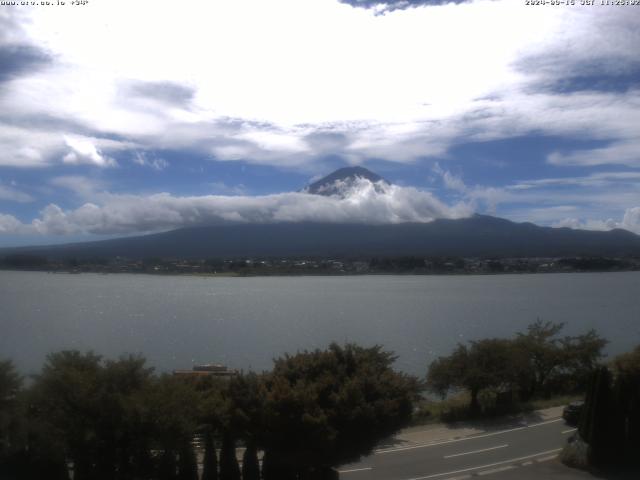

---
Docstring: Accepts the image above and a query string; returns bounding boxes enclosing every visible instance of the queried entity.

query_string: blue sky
[0,0,639,246]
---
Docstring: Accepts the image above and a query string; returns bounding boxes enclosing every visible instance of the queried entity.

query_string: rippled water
[1,270,639,376]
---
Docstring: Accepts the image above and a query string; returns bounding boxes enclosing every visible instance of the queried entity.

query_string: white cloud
[432,163,512,214]
[0,122,134,169]
[0,213,26,234]
[1,0,639,235]
[62,135,116,168]
[0,182,33,203]
[553,217,618,232]
[433,163,467,193]
[510,171,640,190]
[0,124,62,168]
[548,141,640,168]
[0,178,471,236]
[622,207,640,234]
[0,0,635,169]
[549,206,640,235]
[49,175,105,198]
[208,182,247,196]
[133,152,169,171]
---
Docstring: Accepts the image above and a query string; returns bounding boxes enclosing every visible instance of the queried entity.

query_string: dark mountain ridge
[3,215,640,261]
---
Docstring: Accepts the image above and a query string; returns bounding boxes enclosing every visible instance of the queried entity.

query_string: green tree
[428,321,607,410]
[558,329,608,393]
[96,355,156,479]
[612,345,640,377]
[30,351,104,480]
[148,375,200,480]
[29,352,162,480]
[514,320,606,399]
[261,343,419,476]
[427,339,517,413]
[196,376,226,480]
[514,320,565,399]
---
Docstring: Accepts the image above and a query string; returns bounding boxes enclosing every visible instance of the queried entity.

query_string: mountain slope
[3,215,640,260]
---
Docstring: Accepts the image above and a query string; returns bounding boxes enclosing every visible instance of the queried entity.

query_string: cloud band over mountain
[0,179,470,236]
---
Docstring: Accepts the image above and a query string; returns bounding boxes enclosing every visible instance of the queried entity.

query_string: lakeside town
[2,253,640,276]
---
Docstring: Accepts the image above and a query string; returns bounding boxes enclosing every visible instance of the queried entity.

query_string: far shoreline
[1,266,639,279]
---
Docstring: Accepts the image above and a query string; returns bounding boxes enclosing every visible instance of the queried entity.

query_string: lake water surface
[1,271,639,376]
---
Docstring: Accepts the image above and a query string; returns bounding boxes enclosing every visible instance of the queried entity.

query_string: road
[337,417,576,480]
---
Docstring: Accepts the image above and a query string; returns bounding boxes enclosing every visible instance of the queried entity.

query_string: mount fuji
[2,167,640,260]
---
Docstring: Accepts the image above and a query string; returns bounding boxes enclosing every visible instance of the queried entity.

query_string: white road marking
[477,465,515,476]
[338,467,373,474]
[444,444,508,459]
[404,448,563,480]
[376,418,563,455]
[535,454,559,462]
[562,428,577,434]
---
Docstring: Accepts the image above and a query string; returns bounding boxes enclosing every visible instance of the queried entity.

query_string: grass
[411,391,584,426]
[526,394,583,411]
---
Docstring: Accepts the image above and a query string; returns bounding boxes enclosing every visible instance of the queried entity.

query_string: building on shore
[172,363,237,378]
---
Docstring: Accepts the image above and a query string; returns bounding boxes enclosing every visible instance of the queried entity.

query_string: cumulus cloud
[0,213,26,234]
[622,207,640,234]
[0,178,471,236]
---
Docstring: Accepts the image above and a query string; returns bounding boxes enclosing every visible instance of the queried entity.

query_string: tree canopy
[1,343,419,479]
[427,321,608,411]
[260,343,420,473]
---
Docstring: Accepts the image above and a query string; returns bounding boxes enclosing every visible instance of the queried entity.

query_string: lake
[1,270,639,376]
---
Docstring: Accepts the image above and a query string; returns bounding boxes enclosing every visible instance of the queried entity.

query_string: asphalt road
[337,418,576,480]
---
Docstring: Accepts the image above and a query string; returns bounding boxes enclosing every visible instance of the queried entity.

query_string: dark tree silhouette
[241,441,260,480]
[260,343,419,476]
[427,321,608,411]
[0,360,22,458]
[201,431,219,480]
[219,432,241,480]
[177,441,199,480]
